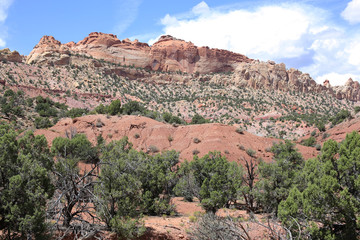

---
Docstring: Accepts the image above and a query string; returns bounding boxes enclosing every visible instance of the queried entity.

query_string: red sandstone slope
[311,114,360,144]
[26,32,252,74]
[35,115,317,163]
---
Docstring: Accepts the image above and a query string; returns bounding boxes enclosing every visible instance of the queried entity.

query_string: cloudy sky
[1,0,360,85]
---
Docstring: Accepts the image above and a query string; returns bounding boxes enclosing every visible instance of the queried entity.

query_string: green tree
[255,140,304,215]
[330,109,351,125]
[94,103,107,114]
[107,99,121,115]
[95,137,179,237]
[176,152,242,213]
[0,124,54,239]
[94,137,145,237]
[51,134,98,163]
[191,114,207,124]
[279,131,360,239]
[121,101,144,115]
[65,107,89,118]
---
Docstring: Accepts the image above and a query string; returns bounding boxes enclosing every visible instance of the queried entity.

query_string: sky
[1,0,360,86]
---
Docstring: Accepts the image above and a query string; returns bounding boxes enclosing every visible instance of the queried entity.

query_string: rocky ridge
[0,48,22,63]
[25,32,360,102]
[26,32,252,74]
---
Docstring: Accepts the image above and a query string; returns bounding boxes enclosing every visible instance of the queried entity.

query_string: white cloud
[151,1,360,86]
[0,0,13,22]
[347,41,360,66]
[0,0,13,47]
[342,0,360,24]
[316,72,360,86]
[113,0,142,36]
[192,1,210,16]
[159,3,318,60]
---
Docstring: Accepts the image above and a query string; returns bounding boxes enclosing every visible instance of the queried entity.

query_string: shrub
[246,148,256,157]
[236,128,244,134]
[191,114,207,124]
[95,118,104,128]
[300,136,316,147]
[66,108,88,118]
[148,145,159,153]
[191,213,250,240]
[34,117,53,129]
[193,138,201,144]
[107,99,121,115]
[355,106,360,114]
[192,149,200,155]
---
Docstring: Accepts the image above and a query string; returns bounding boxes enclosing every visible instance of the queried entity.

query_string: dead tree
[48,157,104,239]
[241,157,258,212]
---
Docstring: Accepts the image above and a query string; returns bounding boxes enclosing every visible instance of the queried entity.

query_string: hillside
[35,114,318,163]
[0,36,356,140]
[1,31,360,240]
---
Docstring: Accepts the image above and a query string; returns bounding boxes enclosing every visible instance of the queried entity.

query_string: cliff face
[26,32,252,73]
[229,61,360,101]
[0,48,22,63]
[25,32,360,102]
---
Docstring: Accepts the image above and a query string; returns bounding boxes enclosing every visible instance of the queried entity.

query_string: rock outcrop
[25,32,360,102]
[0,48,22,63]
[224,61,360,101]
[26,32,252,73]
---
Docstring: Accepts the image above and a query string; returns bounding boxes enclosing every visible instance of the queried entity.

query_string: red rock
[26,33,252,73]
[0,48,22,63]
[34,115,317,163]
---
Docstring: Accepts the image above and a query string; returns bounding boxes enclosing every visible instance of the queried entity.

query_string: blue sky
[1,0,360,85]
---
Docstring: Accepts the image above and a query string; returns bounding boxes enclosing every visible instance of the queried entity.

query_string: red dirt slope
[35,115,317,163]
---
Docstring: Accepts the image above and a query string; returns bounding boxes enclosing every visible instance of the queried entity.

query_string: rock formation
[0,48,22,63]
[26,32,252,73]
[25,32,360,102]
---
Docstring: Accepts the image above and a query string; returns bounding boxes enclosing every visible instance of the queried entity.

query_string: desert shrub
[121,101,144,115]
[51,134,98,163]
[108,99,121,115]
[35,96,58,117]
[300,136,316,147]
[191,213,250,240]
[191,114,207,124]
[316,121,326,132]
[193,137,201,144]
[148,145,159,153]
[95,118,104,127]
[236,127,244,134]
[94,103,107,114]
[4,89,14,97]
[34,116,53,129]
[66,107,88,118]
[355,106,360,114]
[192,149,200,155]
[330,109,351,125]
[246,148,256,157]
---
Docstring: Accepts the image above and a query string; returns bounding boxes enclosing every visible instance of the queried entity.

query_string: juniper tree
[279,131,360,239]
[0,124,54,239]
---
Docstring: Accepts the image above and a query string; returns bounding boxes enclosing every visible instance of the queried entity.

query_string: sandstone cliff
[25,32,360,102]
[0,48,22,63]
[26,32,252,73]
